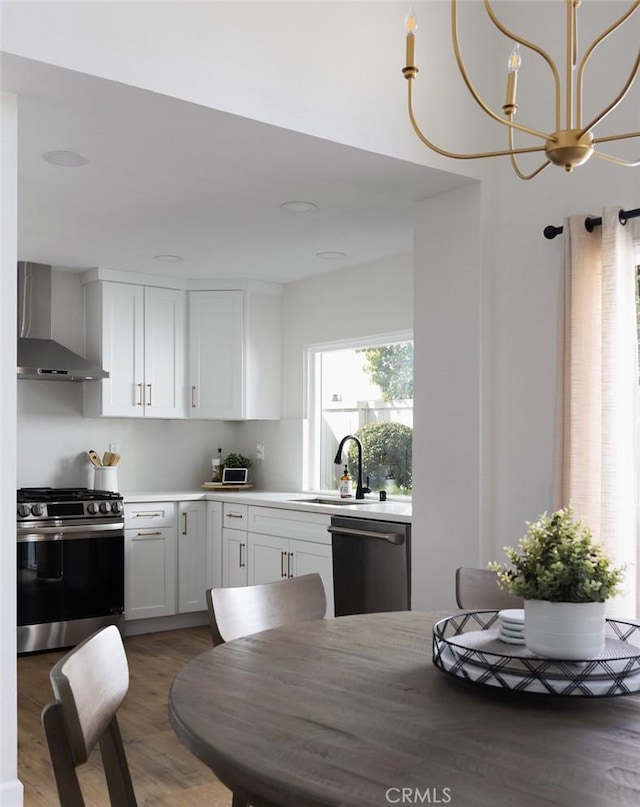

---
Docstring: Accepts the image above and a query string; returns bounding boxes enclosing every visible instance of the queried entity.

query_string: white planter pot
[524,600,606,660]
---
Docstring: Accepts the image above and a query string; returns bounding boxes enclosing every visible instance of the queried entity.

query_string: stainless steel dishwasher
[329,515,411,616]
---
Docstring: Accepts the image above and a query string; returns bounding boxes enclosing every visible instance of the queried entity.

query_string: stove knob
[17,504,30,518]
[111,501,123,514]
[87,502,99,515]
[31,503,45,517]
[99,502,110,514]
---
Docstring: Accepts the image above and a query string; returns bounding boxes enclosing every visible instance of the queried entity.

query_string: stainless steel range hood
[17,262,108,381]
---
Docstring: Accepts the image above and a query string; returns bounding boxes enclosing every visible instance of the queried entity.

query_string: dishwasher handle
[327,525,405,545]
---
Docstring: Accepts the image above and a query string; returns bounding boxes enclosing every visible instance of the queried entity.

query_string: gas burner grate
[17,487,122,503]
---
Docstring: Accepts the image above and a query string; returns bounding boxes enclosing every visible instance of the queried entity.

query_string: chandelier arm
[507,118,551,180]
[577,48,640,138]
[576,0,640,126]
[451,0,552,142]
[592,150,640,168]
[483,0,561,130]
[592,130,640,145]
[407,81,547,161]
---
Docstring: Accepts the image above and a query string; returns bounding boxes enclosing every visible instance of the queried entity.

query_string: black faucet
[334,434,371,499]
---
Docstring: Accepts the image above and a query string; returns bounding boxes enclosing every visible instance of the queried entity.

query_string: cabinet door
[125,526,176,619]
[290,539,335,617]
[178,501,207,613]
[248,533,290,585]
[222,528,248,587]
[207,501,223,590]
[188,290,244,419]
[99,282,145,417]
[144,287,186,418]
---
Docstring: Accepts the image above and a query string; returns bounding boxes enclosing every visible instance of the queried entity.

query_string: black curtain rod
[543,207,640,240]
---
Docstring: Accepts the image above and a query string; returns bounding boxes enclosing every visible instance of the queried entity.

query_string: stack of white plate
[497,608,525,645]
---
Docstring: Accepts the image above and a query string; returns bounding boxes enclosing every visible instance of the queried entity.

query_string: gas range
[17,486,125,653]
[17,487,124,523]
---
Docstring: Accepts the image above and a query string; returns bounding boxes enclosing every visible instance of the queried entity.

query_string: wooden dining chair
[206,573,327,646]
[41,625,137,807]
[455,567,523,610]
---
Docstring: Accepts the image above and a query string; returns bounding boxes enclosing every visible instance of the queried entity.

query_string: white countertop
[122,489,412,523]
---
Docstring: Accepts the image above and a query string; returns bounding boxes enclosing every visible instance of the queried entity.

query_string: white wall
[240,252,413,491]
[0,93,22,807]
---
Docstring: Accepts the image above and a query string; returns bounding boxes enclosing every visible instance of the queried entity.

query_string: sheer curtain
[557,207,639,618]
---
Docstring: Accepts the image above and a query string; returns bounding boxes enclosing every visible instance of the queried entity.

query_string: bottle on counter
[339,465,353,498]
[211,447,223,483]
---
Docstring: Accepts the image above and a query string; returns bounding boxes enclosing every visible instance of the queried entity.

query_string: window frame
[303,329,413,495]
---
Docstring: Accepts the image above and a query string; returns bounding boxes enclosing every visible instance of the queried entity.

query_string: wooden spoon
[103,451,113,466]
[109,452,121,466]
[88,450,102,467]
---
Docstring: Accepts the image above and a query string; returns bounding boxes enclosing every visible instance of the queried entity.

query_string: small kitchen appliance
[17,487,125,653]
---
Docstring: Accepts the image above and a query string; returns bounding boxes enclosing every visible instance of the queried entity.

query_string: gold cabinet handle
[147,383,152,406]
[191,386,197,408]
[136,383,143,406]
[182,512,187,535]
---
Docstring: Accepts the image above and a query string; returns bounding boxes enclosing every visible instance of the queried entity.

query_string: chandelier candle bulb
[404,6,418,71]
[504,44,520,115]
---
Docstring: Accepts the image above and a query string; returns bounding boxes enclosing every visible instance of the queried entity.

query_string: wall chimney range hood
[17,262,108,381]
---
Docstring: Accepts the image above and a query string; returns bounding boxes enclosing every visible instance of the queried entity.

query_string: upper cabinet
[188,285,282,420]
[82,271,281,421]
[83,276,186,418]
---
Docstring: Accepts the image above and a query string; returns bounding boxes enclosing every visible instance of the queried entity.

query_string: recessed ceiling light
[153,254,184,263]
[280,201,318,213]
[316,251,346,260]
[42,150,88,167]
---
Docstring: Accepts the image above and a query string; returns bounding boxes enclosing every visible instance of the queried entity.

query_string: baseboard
[0,778,24,807]
[125,611,209,636]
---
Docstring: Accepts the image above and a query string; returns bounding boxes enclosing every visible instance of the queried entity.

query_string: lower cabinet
[247,507,334,616]
[178,501,208,613]
[125,499,209,620]
[222,503,248,588]
[124,502,177,619]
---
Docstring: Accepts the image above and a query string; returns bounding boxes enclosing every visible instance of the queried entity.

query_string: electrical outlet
[256,442,265,461]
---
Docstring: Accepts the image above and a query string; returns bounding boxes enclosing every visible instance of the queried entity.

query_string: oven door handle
[17,522,124,542]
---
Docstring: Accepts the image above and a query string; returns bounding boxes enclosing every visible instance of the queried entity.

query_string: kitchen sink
[291,497,378,505]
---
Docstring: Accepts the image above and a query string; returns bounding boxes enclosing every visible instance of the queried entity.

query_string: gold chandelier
[402,0,640,180]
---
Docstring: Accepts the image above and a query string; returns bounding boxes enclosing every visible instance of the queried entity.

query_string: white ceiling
[2,53,471,284]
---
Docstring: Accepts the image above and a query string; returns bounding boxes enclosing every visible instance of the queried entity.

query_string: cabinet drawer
[248,507,331,545]
[125,502,176,529]
[223,503,248,527]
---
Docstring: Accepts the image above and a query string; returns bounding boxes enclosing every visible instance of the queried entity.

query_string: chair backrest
[41,625,137,807]
[455,567,524,610]
[207,573,327,646]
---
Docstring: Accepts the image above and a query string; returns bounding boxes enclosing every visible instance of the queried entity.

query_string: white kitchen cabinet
[84,279,185,418]
[188,286,281,420]
[221,503,248,587]
[177,501,208,613]
[246,506,334,616]
[207,501,223,590]
[124,503,177,619]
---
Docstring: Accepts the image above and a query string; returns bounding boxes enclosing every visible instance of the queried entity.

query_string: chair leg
[99,716,138,807]
[42,702,86,807]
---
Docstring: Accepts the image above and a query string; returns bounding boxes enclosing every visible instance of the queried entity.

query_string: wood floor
[18,626,234,806]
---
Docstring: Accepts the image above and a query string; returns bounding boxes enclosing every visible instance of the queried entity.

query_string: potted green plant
[489,505,625,659]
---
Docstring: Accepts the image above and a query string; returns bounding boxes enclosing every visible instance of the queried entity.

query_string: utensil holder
[93,466,119,492]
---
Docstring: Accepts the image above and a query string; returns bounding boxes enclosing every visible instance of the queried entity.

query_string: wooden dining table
[168,611,640,807]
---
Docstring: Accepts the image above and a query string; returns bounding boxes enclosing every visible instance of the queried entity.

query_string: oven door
[17,522,124,629]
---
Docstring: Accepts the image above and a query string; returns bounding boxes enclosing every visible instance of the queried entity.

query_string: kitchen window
[305,332,413,497]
